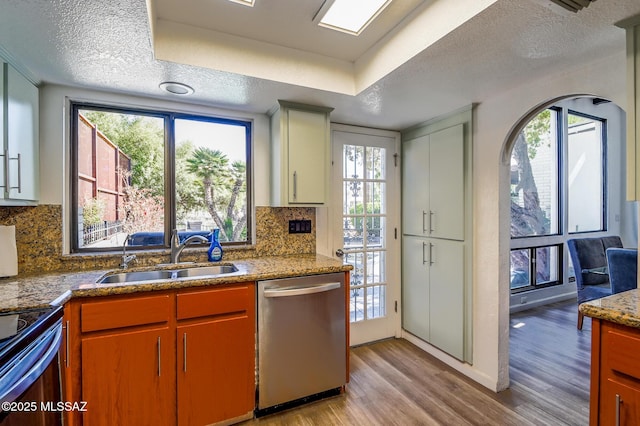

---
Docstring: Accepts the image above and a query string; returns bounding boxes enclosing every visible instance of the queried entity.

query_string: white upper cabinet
[0,62,39,205]
[402,124,464,240]
[270,101,333,206]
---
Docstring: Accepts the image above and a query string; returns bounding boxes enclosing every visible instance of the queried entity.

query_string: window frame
[70,101,253,253]
[509,105,608,295]
[510,244,564,294]
[510,107,563,240]
[566,109,607,235]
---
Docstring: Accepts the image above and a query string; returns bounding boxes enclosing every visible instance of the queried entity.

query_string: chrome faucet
[120,234,137,269]
[170,229,209,264]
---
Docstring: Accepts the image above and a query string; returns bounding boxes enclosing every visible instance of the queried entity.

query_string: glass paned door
[343,145,387,322]
[332,126,400,346]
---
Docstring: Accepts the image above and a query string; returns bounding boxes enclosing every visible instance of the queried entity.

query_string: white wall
[37,47,632,393]
[474,49,628,391]
[38,84,271,253]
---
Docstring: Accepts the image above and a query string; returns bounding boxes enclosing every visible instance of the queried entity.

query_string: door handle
[293,171,297,200]
[616,394,622,426]
[429,211,434,234]
[429,243,434,266]
[264,282,341,298]
[422,211,427,233]
[183,333,187,373]
[9,153,21,193]
[157,336,161,377]
[335,249,344,258]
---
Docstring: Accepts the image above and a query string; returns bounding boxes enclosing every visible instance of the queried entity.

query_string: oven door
[0,318,63,426]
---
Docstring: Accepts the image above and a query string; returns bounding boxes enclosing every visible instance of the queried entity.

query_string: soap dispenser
[207,228,223,262]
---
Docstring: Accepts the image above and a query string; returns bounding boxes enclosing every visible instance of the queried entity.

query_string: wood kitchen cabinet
[0,62,39,205]
[270,100,333,206]
[62,283,255,426]
[82,326,175,426]
[176,285,255,425]
[589,319,640,425]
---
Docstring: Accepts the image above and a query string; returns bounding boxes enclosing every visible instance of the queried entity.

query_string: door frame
[321,123,402,346]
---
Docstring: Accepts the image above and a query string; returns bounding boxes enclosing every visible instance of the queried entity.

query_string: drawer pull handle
[157,336,161,377]
[183,333,187,373]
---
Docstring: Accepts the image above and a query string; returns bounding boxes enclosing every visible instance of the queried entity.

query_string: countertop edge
[579,289,640,329]
[0,254,353,314]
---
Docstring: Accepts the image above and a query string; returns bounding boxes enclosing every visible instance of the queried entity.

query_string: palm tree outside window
[71,103,251,252]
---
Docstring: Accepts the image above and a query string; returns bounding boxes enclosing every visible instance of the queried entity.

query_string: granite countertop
[579,289,640,329]
[0,254,352,314]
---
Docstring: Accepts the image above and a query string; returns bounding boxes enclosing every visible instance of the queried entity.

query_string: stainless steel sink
[97,264,239,284]
[174,264,238,278]
[98,270,175,284]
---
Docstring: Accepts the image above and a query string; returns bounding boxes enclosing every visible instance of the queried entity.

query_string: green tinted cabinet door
[402,135,430,236]
[428,239,465,360]
[429,125,464,241]
[287,109,328,204]
[6,64,39,202]
[1,63,39,204]
[402,236,429,341]
[402,124,464,240]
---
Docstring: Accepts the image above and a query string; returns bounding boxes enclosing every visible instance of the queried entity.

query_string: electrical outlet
[288,220,312,234]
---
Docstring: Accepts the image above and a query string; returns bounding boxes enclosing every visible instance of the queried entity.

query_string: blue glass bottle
[207,228,223,262]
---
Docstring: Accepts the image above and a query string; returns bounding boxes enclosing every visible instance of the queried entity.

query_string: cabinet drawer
[81,294,171,333]
[601,378,640,425]
[177,284,253,320]
[603,324,640,379]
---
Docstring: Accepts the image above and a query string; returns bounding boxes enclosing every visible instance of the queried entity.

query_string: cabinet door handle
[429,211,434,234]
[293,171,298,200]
[422,242,427,264]
[0,150,6,191]
[616,394,622,426]
[429,243,434,266]
[9,153,21,193]
[422,211,427,233]
[183,333,187,373]
[64,320,69,368]
[157,336,161,377]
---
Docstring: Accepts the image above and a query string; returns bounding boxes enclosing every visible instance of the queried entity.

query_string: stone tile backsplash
[0,205,316,275]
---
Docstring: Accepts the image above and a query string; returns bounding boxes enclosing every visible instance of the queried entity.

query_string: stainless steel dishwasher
[257,273,346,413]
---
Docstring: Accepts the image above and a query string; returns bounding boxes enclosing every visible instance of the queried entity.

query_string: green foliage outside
[81,111,247,242]
[81,197,105,226]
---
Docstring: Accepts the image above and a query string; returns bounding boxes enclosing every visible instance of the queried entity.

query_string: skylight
[228,0,255,7]
[316,0,392,35]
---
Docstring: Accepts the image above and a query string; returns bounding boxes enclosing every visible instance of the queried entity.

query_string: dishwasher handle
[264,282,341,298]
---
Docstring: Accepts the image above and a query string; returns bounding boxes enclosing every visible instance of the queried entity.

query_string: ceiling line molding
[148,0,497,96]
[153,19,356,95]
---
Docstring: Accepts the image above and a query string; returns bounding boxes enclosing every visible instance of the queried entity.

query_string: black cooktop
[0,306,63,365]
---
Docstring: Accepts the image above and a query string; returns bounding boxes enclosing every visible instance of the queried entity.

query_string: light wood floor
[245,300,590,426]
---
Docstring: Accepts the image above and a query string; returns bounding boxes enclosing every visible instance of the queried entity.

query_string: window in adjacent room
[509,106,607,294]
[71,103,252,252]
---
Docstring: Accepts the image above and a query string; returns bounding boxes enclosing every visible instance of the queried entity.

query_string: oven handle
[264,282,341,298]
[0,321,63,404]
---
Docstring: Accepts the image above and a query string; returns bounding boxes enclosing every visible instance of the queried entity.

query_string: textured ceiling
[0,0,639,130]
[152,0,426,62]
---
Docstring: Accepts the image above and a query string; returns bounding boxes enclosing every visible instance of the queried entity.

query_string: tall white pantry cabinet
[401,109,473,363]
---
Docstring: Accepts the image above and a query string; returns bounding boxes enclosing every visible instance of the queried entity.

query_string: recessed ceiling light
[315,0,391,35]
[159,81,194,96]
[228,0,255,6]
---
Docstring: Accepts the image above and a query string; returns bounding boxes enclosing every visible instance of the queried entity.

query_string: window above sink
[70,103,253,253]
